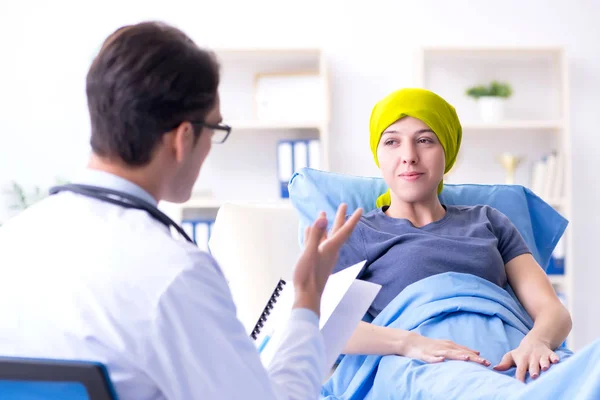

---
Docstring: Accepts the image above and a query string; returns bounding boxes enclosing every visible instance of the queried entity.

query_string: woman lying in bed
[334,88,572,383]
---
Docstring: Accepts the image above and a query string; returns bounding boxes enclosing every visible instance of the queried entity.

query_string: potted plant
[466,81,513,122]
[0,179,68,227]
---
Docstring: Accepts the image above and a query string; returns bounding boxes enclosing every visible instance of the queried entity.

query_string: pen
[258,335,271,353]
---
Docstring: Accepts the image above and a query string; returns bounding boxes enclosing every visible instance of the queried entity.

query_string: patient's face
[376,116,445,203]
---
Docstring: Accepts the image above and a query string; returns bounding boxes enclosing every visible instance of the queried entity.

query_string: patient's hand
[493,336,559,382]
[399,332,491,366]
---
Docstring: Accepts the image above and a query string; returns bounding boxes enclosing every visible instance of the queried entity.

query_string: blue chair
[0,357,117,400]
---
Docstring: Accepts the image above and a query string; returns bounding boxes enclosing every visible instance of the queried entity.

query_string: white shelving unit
[417,46,573,342]
[160,48,330,223]
[461,120,564,130]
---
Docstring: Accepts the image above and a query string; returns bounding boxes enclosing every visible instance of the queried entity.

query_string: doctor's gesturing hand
[293,204,363,316]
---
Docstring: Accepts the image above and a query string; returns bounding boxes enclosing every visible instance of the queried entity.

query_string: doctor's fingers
[305,212,328,251]
[323,208,363,250]
[329,203,348,235]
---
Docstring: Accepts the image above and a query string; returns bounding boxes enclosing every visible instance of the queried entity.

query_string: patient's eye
[384,139,398,146]
[417,137,434,144]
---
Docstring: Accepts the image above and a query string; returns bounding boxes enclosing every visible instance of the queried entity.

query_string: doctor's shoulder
[145,237,236,313]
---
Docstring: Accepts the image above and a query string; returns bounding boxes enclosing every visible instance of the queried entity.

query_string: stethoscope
[49,184,195,244]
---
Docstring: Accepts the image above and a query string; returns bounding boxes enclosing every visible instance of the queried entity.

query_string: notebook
[251,260,381,370]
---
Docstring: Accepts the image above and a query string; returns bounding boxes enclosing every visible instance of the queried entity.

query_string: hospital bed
[210,167,600,400]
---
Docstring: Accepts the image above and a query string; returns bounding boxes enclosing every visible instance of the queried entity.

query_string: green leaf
[466,81,512,99]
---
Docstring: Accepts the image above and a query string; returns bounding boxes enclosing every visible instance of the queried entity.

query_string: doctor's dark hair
[86,21,220,166]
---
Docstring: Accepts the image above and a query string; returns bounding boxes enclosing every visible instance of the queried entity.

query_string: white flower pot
[478,96,506,123]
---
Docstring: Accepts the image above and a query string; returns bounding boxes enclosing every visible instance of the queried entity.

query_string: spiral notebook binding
[251,279,287,340]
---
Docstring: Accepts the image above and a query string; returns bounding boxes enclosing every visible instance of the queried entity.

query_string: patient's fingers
[454,344,480,355]
[529,356,540,379]
[540,355,551,371]
[457,352,489,366]
[424,355,445,363]
[493,352,515,371]
[550,351,560,364]
[434,349,489,366]
[515,361,527,383]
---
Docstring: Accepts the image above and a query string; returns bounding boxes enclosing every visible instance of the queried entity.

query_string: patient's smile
[399,172,424,181]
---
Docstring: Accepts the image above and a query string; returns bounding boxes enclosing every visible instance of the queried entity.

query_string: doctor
[0,21,362,399]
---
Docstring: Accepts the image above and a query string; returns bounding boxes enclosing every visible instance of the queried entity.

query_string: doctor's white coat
[0,170,325,399]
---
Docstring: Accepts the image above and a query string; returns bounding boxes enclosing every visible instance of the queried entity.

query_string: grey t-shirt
[335,204,531,319]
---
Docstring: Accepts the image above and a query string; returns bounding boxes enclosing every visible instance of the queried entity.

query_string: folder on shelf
[277,139,322,198]
[181,221,194,241]
[293,141,308,171]
[277,141,293,198]
[530,151,564,203]
[182,218,215,253]
[195,223,209,252]
[308,139,321,170]
[547,234,566,275]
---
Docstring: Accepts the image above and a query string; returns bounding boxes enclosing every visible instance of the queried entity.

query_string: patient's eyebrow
[382,128,434,135]
[414,129,434,135]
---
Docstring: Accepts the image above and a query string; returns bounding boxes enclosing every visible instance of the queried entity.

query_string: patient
[333,88,572,384]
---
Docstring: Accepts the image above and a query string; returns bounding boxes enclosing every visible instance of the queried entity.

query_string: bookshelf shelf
[546,198,566,208]
[182,198,225,209]
[549,275,566,286]
[182,197,292,210]
[462,120,563,130]
[159,198,293,235]
[229,120,324,131]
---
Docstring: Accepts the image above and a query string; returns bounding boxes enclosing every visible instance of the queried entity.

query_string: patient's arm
[505,253,572,349]
[343,321,490,366]
[494,253,572,381]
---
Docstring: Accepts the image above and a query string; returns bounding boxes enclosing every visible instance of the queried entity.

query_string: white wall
[1,0,599,349]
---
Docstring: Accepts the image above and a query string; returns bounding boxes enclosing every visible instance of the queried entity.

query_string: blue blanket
[321,272,600,400]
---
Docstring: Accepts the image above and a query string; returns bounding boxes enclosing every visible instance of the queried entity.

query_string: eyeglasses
[191,121,232,144]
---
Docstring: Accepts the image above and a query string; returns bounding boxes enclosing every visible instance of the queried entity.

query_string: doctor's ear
[166,122,196,162]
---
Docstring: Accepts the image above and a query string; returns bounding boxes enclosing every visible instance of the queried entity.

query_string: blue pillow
[288,167,568,270]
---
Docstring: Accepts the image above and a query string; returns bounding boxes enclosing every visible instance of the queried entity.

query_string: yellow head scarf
[370,88,462,208]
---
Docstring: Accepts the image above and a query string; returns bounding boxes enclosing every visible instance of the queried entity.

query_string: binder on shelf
[181,218,215,253]
[293,141,308,172]
[529,151,564,204]
[181,221,195,241]
[277,141,293,198]
[547,257,565,275]
[252,260,382,371]
[277,139,322,198]
[547,234,566,275]
[308,139,321,170]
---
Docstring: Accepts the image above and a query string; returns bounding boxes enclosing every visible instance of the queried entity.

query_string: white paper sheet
[259,260,381,374]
